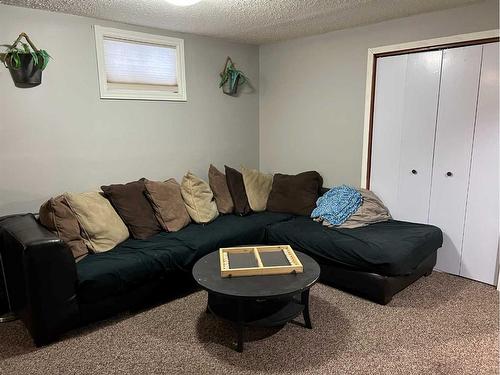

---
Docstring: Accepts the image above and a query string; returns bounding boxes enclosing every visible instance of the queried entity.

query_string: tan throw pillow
[181,172,219,224]
[241,167,273,212]
[39,196,88,261]
[339,189,392,229]
[64,192,129,252]
[208,164,234,214]
[144,178,191,232]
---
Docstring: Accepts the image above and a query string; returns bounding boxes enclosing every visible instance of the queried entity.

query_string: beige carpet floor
[0,272,497,375]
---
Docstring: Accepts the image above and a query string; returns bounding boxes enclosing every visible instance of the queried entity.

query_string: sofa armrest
[0,214,80,345]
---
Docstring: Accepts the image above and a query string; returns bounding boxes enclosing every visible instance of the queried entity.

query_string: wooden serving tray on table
[219,245,303,278]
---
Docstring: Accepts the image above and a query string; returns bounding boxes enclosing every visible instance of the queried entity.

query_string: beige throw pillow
[64,192,129,252]
[241,167,273,212]
[144,178,191,232]
[181,172,219,224]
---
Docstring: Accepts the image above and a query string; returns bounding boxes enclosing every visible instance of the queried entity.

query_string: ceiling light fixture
[165,0,202,6]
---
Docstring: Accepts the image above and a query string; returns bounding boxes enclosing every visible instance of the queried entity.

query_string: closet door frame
[361,29,499,189]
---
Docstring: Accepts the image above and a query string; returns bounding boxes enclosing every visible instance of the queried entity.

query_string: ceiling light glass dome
[166,0,202,6]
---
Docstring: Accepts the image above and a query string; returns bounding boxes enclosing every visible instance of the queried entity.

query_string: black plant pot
[8,54,42,88]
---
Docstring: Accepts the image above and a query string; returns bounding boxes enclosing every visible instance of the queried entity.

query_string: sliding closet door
[395,51,442,223]
[370,51,441,222]
[430,45,483,275]
[460,42,499,285]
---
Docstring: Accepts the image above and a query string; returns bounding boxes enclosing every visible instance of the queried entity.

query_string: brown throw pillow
[101,179,161,240]
[267,171,323,216]
[144,178,191,232]
[225,165,251,216]
[208,164,234,214]
[39,196,88,261]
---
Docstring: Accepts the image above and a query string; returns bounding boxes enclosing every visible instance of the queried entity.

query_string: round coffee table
[192,250,320,352]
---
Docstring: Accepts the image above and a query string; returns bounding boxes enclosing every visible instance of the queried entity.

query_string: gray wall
[0,5,259,215]
[2,1,499,215]
[259,0,499,188]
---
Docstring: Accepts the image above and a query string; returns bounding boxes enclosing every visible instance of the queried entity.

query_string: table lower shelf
[207,293,304,327]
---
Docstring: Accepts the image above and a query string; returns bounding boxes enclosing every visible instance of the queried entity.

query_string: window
[94,26,186,101]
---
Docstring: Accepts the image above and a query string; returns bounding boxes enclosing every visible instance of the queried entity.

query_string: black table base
[193,250,320,353]
[206,289,312,352]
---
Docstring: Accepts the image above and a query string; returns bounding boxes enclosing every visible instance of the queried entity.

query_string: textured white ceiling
[0,0,481,44]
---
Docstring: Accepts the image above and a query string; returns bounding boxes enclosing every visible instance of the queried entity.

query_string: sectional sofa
[0,204,442,346]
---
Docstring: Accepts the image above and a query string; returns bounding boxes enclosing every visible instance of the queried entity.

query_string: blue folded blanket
[311,185,362,226]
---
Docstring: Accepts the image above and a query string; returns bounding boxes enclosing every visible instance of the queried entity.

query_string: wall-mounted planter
[2,32,50,88]
[219,57,248,96]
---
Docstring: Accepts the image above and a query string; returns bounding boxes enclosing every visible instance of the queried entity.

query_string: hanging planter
[219,57,248,96]
[2,32,51,88]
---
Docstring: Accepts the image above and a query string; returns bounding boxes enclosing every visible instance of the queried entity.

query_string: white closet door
[370,51,441,221]
[430,45,483,275]
[460,42,499,285]
[396,51,442,223]
[370,54,407,213]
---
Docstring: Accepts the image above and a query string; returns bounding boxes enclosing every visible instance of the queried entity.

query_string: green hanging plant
[2,33,51,70]
[2,44,51,70]
[219,57,248,96]
[1,32,51,88]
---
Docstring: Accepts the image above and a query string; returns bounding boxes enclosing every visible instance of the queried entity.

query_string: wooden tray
[219,245,303,278]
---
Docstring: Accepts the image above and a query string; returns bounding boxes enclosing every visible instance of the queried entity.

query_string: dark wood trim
[365,55,377,189]
[365,36,499,190]
[374,37,499,58]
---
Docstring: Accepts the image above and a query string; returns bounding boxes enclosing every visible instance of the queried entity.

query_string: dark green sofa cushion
[76,212,293,303]
[265,217,442,276]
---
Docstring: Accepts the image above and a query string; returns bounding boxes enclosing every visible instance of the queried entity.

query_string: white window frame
[94,25,187,101]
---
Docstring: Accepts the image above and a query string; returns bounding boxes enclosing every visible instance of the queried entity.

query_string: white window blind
[103,38,178,91]
[94,26,186,101]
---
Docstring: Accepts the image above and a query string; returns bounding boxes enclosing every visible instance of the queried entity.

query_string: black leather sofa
[0,211,442,346]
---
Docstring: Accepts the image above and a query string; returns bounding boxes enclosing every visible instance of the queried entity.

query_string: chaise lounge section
[265,216,442,304]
